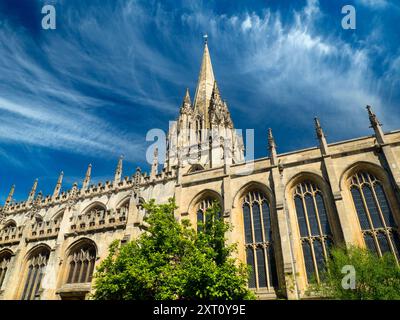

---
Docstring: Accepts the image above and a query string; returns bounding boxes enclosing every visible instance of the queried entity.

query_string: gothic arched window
[66,242,97,284]
[21,247,50,300]
[242,190,278,290]
[196,197,221,232]
[349,171,400,259]
[0,251,12,288]
[294,181,333,283]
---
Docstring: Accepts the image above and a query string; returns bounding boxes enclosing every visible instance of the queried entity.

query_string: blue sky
[0,0,399,203]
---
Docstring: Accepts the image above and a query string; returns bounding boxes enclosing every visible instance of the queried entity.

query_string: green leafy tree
[310,246,400,300]
[91,198,255,300]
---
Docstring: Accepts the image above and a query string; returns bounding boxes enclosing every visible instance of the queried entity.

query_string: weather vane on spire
[203,34,208,44]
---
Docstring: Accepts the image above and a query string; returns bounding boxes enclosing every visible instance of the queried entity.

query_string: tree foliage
[91,198,255,300]
[310,246,400,300]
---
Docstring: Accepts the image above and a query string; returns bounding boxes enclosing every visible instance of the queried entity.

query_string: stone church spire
[193,39,216,124]
[165,38,244,170]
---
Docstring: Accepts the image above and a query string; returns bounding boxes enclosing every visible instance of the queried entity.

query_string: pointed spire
[268,128,278,166]
[184,88,191,105]
[210,81,223,106]
[314,117,329,155]
[193,39,216,121]
[212,81,220,98]
[5,184,15,206]
[150,147,159,179]
[52,171,63,199]
[114,156,123,184]
[180,88,192,114]
[28,179,38,202]
[82,164,92,190]
[366,105,385,145]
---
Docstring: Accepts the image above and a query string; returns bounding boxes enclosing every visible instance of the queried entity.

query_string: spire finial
[203,34,208,44]
[268,128,278,166]
[28,178,38,203]
[52,171,64,198]
[5,184,15,206]
[114,155,124,184]
[183,88,191,106]
[268,128,276,148]
[82,164,92,190]
[366,105,385,145]
[366,105,382,127]
[314,117,325,139]
[314,117,329,156]
[193,33,215,118]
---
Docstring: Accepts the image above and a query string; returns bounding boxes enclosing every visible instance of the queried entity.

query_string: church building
[0,41,400,300]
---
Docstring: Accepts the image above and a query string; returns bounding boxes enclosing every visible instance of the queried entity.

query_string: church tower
[165,39,244,171]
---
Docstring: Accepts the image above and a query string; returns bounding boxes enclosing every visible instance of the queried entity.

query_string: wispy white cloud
[179,0,399,139]
[0,0,191,163]
[357,0,388,9]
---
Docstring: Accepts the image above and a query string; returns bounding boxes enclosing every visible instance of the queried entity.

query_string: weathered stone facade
[0,42,399,300]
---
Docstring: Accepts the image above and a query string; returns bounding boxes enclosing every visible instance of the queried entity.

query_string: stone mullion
[385,229,399,263]
[358,182,382,256]
[78,253,85,283]
[369,178,388,230]
[258,199,271,289]
[369,181,398,258]
[300,194,320,283]
[71,256,78,283]
[263,245,271,290]
[311,192,328,260]
[0,267,6,288]
[249,203,260,290]
[85,259,93,283]
[369,178,399,260]
[27,264,39,300]
[21,266,33,300]
[34,266,44,298]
